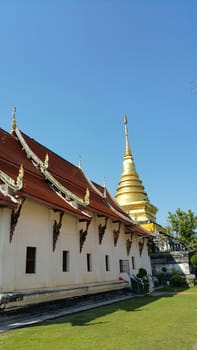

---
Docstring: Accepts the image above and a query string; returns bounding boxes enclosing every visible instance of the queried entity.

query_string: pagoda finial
[11,107,17,131]
[124,113,131,156]
[124,112,127,125]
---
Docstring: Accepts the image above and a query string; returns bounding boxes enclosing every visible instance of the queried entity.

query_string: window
[87,253,92,272]
[62,250,70,272]
[105,255,110,271]
[26,247,36,273]
[131,256,136,270]
[119,259,130,273]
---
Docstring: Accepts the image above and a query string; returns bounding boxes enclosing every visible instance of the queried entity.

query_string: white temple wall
[0,199,152,292]
[10,200,51,291]
[129,237,152,275]
[0,207,15,292]
[139,239,152,274]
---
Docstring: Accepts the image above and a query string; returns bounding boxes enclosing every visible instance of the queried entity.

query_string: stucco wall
[0,199,152,292]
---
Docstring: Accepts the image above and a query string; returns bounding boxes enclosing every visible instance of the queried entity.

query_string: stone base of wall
[151,251,191,276]
[185,274,196,287]
[0,280,128,310]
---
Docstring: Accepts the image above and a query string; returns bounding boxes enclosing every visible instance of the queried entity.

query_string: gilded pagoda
[115,114,166,234]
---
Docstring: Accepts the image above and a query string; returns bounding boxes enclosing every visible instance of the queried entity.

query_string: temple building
[0,109,153,309]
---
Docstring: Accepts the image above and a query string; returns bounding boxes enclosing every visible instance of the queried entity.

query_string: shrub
[170,273,185,287]
[137,268,147,279]
[171,268,178,274]
[136,268,149,293]
[191,254,197,269]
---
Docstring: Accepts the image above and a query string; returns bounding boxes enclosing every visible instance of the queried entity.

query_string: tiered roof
[0,110,152,238]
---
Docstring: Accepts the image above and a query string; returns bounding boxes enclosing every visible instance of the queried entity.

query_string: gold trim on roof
[14,126,89,207]
[0,165,24,191]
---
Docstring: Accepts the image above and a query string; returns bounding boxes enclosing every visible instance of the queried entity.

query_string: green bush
[171,268,178,274]
[137,268,147,279]
[190,254,197,269]
[137,268,149,293]
[170,273,185,287]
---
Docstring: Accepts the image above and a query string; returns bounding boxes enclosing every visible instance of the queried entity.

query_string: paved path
[177,291,197,295]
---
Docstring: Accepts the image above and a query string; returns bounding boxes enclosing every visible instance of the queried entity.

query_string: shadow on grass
[37,283,197,327]
[1,285,195,330]
[38,294,174,327]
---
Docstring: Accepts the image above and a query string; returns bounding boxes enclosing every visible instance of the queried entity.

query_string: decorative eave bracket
[113,221,121,247]
[53,211,64,251]
[126,239,132,256]
[10,198,25,242]
[126,232,134,256]
[98,217,108,244]
[79,219,90,253]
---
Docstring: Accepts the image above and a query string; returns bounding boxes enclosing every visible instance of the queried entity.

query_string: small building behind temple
[115,115,193,282]
[0,109,153,310]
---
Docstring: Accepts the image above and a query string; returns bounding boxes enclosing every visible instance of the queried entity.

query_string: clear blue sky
[0,1,196,226]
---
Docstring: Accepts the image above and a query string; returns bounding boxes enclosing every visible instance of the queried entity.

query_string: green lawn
[1,292,197,350]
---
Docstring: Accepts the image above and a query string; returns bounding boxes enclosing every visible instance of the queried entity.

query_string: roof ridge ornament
[78,154,82,169]
[84,188,89,203]
[79,166,104,198]
[11,107,17,132]
[0,164,24,191]
[103,177,106,198]
[13,127,89,206]
[40,153,49,171]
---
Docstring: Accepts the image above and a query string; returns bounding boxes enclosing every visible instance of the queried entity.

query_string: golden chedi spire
[115,114,157,224]
[124,113,132,157]
[115,114,148,204]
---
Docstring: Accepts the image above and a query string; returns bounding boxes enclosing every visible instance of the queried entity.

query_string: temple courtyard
[1,287,197,350]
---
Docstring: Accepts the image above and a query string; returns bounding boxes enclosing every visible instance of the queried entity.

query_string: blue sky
[0,1,196,226]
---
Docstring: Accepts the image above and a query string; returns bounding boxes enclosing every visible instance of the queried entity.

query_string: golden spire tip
[124,113,127,125]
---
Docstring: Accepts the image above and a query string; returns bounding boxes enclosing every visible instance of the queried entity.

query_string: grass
[1,290,197,350]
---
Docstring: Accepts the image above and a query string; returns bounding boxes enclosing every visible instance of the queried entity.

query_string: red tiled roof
[0,127,153,237]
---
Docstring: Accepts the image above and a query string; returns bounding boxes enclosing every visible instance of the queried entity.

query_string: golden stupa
[115,114,165,233]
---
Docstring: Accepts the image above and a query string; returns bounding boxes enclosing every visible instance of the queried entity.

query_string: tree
[191,254,197,269]
[166,208,197,249]
[190,254,197,277]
